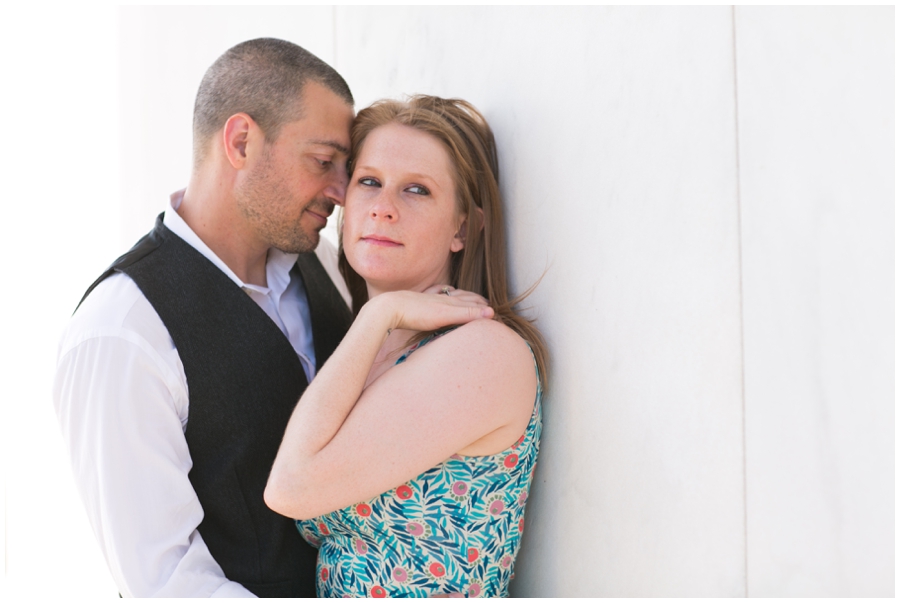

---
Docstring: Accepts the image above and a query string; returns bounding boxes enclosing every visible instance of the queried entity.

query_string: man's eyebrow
[309,140,350,155]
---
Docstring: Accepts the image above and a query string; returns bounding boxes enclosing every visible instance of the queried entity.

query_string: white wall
[6,6,891,598]
[736,7,894,596]
[3,6,120,600]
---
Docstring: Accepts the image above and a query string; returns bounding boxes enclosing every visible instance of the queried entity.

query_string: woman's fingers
[407,294,493,328]
[424,284,489,305]
[377,290,493,332]
[446,291,489,305]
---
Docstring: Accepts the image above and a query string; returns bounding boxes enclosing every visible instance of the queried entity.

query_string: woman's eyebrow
[355,166,440,185]
[404,172,439,184]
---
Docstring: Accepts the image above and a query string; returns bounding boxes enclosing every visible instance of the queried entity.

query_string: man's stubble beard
[236,153,324,255]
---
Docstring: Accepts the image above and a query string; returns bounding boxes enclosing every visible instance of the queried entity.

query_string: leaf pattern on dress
[296,332,543,597]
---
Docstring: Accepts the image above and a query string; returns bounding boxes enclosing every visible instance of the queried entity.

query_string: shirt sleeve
[53,325,256,598]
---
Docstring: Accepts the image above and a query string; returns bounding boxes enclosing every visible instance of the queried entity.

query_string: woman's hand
[363,286,493,335]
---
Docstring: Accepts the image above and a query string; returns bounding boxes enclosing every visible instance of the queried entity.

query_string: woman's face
[342,123,465,296]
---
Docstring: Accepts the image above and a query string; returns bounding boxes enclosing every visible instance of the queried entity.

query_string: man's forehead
[279,108,352,155]
[285,85,353,151]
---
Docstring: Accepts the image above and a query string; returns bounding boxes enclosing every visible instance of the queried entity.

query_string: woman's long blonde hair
[339,95,548,385]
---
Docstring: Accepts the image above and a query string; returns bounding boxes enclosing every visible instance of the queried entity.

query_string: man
[53,39,354,597]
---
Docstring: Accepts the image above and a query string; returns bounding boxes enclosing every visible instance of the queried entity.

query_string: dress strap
[395,326,459,365]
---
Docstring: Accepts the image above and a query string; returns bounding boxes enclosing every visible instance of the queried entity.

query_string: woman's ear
[451,207,485,253]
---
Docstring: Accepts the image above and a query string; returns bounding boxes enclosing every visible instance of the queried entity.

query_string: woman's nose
[369,192,398,221]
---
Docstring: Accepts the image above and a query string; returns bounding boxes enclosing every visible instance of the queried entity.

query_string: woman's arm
[264,291,537,520]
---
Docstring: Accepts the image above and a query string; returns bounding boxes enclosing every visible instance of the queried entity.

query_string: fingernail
[482,307,494,317]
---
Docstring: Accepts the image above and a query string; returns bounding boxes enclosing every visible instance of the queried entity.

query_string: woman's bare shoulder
[439,318,533,362]
[440,319,538,455]
[421,318,537,404]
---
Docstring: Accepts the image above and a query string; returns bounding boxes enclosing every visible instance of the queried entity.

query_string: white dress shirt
[53,191,348,597]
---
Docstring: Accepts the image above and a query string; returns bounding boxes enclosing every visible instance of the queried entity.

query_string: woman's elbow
[264,473,301,519]
[264,468,320,520]
[263,482,288,518]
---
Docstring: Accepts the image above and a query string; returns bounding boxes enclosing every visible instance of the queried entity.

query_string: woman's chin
[350,259,408,287]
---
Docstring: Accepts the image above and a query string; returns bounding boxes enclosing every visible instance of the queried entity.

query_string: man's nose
[325,167,349,206]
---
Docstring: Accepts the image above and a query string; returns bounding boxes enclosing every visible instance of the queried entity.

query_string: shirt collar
[163,189,300,296]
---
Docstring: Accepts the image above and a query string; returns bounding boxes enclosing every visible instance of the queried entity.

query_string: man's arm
[53,276,254,597]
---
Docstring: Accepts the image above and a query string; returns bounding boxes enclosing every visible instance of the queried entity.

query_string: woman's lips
[361,235,402,247]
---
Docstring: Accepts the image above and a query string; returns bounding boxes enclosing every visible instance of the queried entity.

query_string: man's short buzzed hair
[192,38,353,165]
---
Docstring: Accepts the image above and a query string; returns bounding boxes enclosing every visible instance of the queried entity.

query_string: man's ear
[451,207,485,253]
[222,113,258,170]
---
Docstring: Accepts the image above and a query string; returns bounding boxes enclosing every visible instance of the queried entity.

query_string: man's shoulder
[59,272,171,357]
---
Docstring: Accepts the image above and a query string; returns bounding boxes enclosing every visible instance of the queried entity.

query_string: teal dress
[295,329,543,597]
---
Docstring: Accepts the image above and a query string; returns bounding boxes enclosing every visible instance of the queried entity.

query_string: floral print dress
[295,330,543,598]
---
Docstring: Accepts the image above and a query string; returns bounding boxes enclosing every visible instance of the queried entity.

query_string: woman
[265,96,547,597]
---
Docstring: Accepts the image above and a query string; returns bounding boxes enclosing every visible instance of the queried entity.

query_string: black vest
[79,215,353,597]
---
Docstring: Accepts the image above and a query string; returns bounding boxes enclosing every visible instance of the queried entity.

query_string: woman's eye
[406,185,430,196]
[359,177,380,187]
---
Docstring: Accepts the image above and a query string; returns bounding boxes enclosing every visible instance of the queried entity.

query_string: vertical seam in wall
[4,484,7,577]
[332,5,338,69]
[731,6,750,598]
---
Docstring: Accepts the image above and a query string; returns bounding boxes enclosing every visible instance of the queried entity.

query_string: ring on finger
[440,286,453,296]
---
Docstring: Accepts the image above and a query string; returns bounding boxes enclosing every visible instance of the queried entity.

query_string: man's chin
[275,231,320,255]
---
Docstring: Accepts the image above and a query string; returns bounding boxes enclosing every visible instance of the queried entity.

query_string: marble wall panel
[336,6,747,596]
[736,6,894,596]
[7,7,123,599]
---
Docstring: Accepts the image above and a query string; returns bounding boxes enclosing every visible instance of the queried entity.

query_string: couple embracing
[54,38,547,598]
